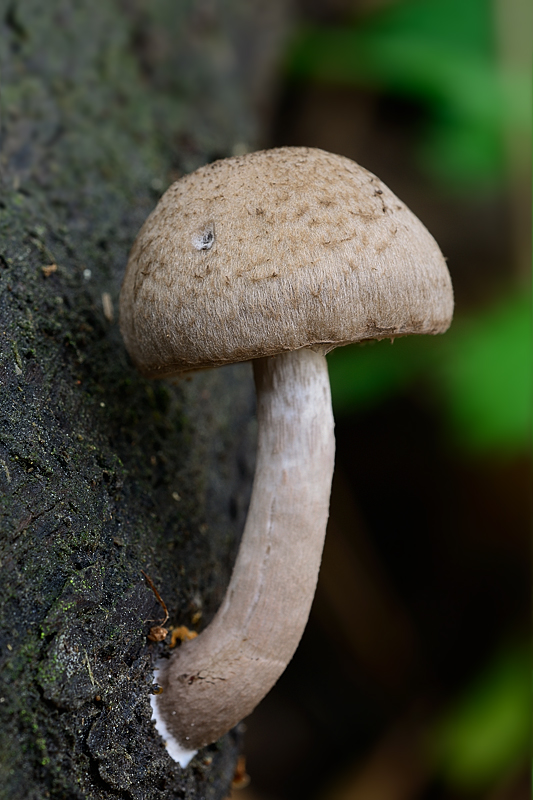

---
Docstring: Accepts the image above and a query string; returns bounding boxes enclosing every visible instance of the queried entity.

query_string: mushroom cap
[120,147,453,377]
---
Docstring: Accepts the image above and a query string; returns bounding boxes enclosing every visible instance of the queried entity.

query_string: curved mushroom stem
[151,348,335,760]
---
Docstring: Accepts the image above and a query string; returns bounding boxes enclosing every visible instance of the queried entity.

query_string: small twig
[141,570,169,625]
[142,570,170,642]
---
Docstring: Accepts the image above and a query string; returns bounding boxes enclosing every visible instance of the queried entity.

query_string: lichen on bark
[0,1,288,797]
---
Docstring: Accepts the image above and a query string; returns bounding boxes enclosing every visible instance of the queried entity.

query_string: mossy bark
[0,1,288,797]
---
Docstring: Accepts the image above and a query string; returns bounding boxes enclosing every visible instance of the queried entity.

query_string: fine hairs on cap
[120,147,453,378]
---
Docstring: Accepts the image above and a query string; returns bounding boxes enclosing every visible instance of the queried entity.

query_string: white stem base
[150,663,197,767]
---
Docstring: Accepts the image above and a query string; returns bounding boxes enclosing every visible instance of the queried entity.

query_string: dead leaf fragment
[148,625,169,642]
[231,756,250,790]
[169,626,198,648]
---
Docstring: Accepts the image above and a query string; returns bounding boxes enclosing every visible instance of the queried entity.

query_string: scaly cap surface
[120,147,453,377]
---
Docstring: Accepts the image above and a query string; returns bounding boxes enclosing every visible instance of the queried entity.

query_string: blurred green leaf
[327,335,430,413]
[285,0,529,188]
[428,645,530,789]
[327,291,530,456]
[438,292,530,455]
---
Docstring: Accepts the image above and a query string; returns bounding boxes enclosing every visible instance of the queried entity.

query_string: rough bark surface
[0,1,288,798]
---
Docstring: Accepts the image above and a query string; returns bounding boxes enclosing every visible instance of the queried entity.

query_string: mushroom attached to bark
[119,147,453,765]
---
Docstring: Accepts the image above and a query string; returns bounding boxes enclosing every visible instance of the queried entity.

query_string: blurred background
[229,0,530,798]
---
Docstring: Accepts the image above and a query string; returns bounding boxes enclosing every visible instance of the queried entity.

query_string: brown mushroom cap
[120,147,453,377]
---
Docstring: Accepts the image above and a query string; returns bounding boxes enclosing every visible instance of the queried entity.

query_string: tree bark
[0,1,288,797]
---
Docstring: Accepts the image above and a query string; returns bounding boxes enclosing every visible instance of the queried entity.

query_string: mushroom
[119,146,453,765]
